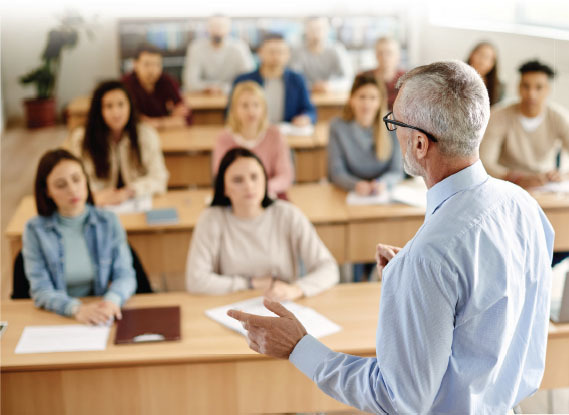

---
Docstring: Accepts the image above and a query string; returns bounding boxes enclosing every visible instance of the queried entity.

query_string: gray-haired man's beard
[403,145,425,177]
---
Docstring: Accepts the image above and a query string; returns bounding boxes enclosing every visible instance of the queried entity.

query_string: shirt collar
[425,160,488,220]
[42,204,98,230]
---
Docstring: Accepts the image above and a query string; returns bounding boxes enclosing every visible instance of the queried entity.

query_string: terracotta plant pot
[23,97,57,129]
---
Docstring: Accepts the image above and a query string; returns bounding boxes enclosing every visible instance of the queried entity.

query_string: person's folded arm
[23,223,81,317]
[479,112,510,179]
[267,130,295,195]
[377,130,404,188]
[327,125,361,191]
[297,75,317,123]
[325,44,353,92]
[288,205,339,297]
[129,126,169,197]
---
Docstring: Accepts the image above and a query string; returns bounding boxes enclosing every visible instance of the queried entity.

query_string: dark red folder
[114,306,181,344]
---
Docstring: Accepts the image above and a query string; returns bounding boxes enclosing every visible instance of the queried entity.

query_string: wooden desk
[184,91,347,125]
[65,91,347,129]
[161,123,329,187]
[65,95,90,131]
[2,284,568,414]
[184,92,227,124]
[1,283,379,414]
[6,185,569,294]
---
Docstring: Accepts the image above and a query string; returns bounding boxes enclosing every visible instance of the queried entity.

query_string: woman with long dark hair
[466,42,504,106]
[68,80,168,206]
[23,149,136,323]
[186,147,338,300]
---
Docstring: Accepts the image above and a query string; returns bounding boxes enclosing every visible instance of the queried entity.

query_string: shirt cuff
[103,292,123,306]
[64,298,82,317]
[289,334,334,380]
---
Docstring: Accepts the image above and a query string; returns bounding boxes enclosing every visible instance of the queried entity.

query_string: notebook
[145,208,179,225]
[115,306,181,344]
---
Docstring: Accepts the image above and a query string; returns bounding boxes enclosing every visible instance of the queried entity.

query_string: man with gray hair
[229,60,554,413]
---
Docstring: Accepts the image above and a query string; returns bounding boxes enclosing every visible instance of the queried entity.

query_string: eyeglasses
[382,111,438,143]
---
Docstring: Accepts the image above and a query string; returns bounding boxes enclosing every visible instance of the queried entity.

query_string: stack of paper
[206,296,341,339]
[103,195,153,215]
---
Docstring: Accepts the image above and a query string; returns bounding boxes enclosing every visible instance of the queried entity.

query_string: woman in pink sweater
[212,81,294,197]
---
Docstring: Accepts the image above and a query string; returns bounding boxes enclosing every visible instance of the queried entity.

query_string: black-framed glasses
[382,111,438,143]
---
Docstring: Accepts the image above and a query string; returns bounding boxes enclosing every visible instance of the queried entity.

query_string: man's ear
[414,132,430,161]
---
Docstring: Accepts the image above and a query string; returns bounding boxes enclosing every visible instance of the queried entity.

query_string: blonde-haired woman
[328,73,402,196]
[212,81,294,197]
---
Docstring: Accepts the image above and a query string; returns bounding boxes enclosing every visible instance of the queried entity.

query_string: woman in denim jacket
[22,149,136,324]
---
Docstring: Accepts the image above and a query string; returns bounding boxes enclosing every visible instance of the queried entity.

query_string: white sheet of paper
[534,181,569,194]
[15,325,110,354]
[390,184,427,208]
[278,122,315,136]
[346,191,390,205]
[103,195,153,215]
[206,296,341,339]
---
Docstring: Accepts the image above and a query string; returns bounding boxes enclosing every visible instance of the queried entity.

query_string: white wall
[415,22,569,109]
[1,9,119,124]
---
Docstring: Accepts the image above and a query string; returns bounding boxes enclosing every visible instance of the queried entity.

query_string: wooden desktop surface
[1,282,568,414]
[1,283,379,414]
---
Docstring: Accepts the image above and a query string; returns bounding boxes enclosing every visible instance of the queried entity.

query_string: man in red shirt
[122,44,191,128]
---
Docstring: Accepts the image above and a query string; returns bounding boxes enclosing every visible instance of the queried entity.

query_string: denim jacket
[22,204,137,316]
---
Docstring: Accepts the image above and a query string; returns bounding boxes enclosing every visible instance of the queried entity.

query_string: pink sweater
[212,125,294,195]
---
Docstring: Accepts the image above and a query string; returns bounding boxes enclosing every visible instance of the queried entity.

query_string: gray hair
[396,60,490,157]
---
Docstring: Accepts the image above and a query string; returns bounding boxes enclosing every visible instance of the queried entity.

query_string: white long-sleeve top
[185,200,339,296]
[67,124,168,197]
[183,37,255,93]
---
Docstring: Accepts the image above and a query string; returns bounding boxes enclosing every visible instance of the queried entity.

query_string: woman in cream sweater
[186,147,338,301]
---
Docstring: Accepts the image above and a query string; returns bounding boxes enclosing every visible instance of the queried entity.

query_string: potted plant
[19,11,94,128]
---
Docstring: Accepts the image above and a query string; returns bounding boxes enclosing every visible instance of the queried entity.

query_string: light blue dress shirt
[290,160,554,414]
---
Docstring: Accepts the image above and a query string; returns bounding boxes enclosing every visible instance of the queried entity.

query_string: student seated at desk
[22,149,136,324]
[480,59,569,189]
[68,80,169,206]
[122,43,191,128]
[230,33,317,127]
[360,36,406,111]
[328,73,403,196]
[289,16,353,92]
[466,41,504,106]
[186,148,338,300]
[212,81,294,197]
[183,15,255,94]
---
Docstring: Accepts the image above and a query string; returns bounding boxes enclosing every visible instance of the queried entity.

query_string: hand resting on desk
[74,300,122,326]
